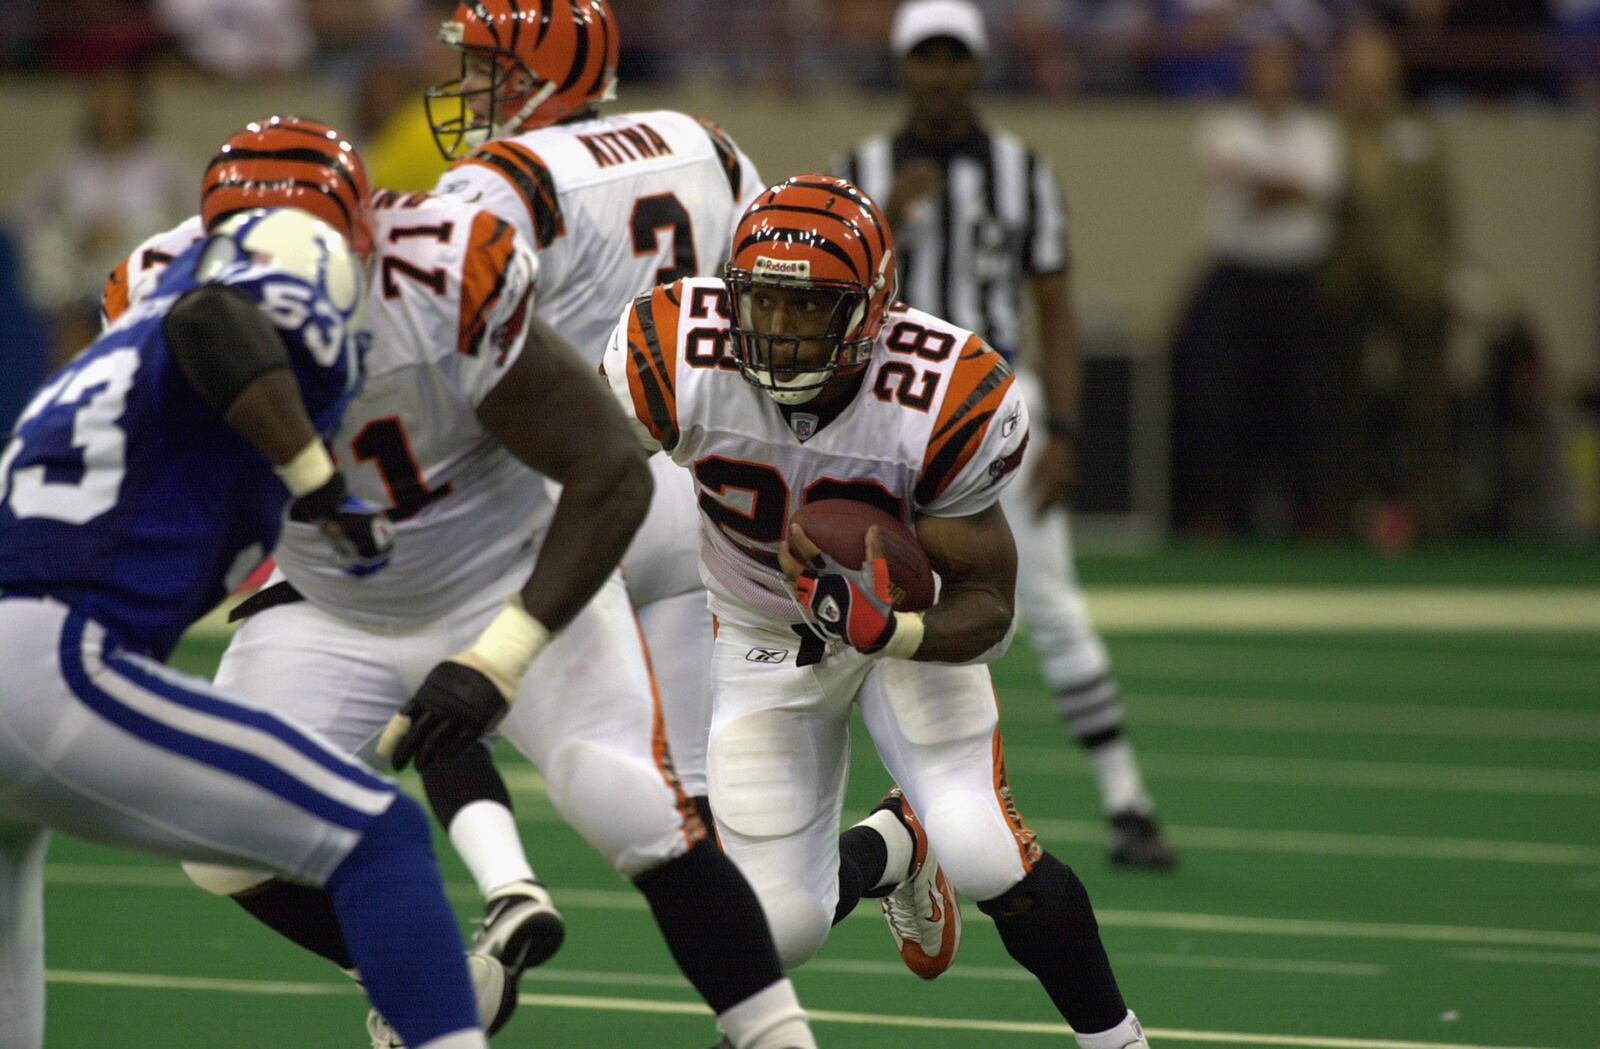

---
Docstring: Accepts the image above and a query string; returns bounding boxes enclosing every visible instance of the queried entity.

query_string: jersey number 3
[0,348,140,524]
[631,194,697,285]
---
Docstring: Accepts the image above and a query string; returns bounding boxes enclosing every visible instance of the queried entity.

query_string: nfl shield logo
[791,412,819,440]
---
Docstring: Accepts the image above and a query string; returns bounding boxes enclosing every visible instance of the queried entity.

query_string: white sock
[1075,1009,1146,1049]
[1086,739,1153,816]
[448,800,536,898]
[717,979,816,1049]
[858,808,915,891]
[415,1031,488,1049]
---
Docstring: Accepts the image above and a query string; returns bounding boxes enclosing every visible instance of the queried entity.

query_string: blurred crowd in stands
[2,1,1598,102]
[0,0,1596,549]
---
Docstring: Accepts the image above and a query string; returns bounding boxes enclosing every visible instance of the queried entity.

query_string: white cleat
[877,788,961,979]
[366,951,517,1048]
[473,879,566,978]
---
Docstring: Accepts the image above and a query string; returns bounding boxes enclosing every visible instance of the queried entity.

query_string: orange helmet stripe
[201,117,372,255]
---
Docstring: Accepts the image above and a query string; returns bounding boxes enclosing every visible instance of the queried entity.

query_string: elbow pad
[163,284,290,415]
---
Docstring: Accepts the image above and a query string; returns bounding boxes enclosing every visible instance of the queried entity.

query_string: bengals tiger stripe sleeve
[915,336,1030,517]
[454,140,566,250]
[601,284,684,454]
[447,207,541,407]
[457,210,523,356]
[100,258,131,328]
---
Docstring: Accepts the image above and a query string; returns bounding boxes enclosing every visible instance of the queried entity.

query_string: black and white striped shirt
[837,126,1070,362]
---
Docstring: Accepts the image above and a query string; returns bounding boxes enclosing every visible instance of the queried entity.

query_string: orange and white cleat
[877,788,961,979]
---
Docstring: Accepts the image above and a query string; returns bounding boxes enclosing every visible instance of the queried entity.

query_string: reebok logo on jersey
[987,433,1029,486]
[745,647,789,664]
[1001,406,1021,438]
[754,256,811,280]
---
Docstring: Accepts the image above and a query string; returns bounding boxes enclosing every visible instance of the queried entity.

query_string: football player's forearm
[221,368,321,469]
[913,583,1014,663]
[515,448,652,632]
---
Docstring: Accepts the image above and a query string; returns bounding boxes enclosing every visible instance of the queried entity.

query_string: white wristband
[876,611,925,660]
[274,440,336,498]
[458,600,550,699]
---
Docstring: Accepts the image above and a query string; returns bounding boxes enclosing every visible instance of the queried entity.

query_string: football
[788,499,935,611]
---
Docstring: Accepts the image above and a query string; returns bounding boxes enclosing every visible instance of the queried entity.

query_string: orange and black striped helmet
[725,175,898,404]
[201,116,374,258]
[427,0,619,160]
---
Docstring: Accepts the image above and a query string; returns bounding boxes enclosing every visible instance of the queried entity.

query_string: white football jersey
[602,278,1031,627]
[106,193,550,626]
[433,109,763,364]
[100,215,204,328]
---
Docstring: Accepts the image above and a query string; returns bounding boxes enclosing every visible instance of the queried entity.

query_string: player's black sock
[978,850,1127,1034]
[633,840,784,1013]
[833,824,891,924]
[690,794,717,837]
[234,878,353,970]
[420,740,511,825]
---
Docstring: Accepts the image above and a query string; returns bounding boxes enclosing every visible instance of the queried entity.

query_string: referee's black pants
[1170,260,1325,538]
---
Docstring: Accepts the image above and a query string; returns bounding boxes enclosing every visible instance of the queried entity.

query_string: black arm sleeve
[163,284,291,415]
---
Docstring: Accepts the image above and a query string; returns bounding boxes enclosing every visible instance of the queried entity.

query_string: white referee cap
[891,0,988,59]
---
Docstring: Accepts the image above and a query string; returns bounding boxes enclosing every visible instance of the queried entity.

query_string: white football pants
[216,573,699,879]
[623,453,715,798]
[707,618,1039,971]
[0,595,399,1049]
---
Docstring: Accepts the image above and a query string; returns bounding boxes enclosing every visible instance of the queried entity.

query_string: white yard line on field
[44,863,1600,950]
[43,968,1561,1049]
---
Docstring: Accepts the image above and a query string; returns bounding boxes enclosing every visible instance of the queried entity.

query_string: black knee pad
[420,741,512,828]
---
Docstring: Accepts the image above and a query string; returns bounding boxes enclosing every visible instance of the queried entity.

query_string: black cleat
[474,879,566,978]
[1108,811,1178,870]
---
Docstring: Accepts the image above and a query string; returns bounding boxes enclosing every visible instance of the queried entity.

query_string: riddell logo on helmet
[754,257,811,279]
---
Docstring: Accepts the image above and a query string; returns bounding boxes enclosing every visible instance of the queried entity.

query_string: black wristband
[1046,415,1082,441]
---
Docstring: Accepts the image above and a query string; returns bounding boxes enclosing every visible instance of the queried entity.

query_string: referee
[836,0,1175,869]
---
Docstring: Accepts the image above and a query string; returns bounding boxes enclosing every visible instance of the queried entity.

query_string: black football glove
[383,660,509,772]
[289,473,395,577]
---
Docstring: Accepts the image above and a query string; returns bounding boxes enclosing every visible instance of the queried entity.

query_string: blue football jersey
[0,210,364,660]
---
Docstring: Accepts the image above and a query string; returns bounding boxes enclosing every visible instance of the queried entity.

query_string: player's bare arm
[165,284,319,464]
[477,313,654,631]
[1027,267,1081,513]
[380,314,653,772]
[165,280,393,574]
[912,503,1017,660]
